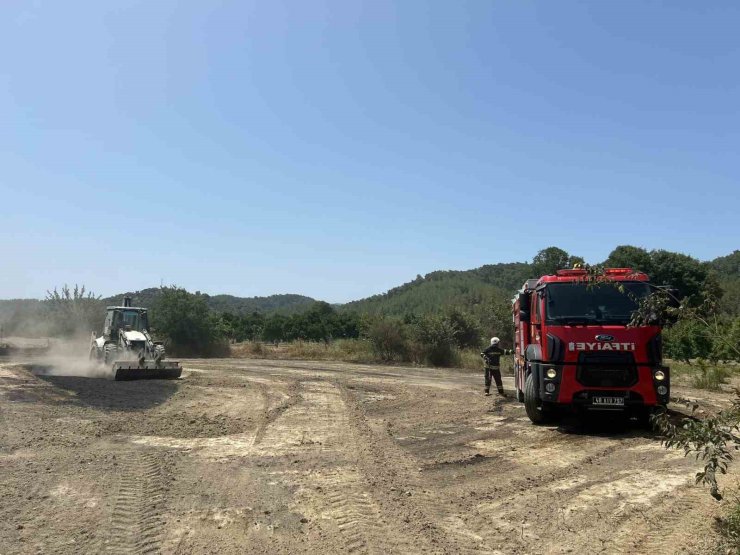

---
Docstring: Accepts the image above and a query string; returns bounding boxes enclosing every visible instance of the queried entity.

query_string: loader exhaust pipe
[123,296,132,307]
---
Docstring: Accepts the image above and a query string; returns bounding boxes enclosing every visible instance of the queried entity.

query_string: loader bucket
[112,360,182,381]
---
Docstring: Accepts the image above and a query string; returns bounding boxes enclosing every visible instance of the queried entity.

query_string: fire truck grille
[576,352,638,388]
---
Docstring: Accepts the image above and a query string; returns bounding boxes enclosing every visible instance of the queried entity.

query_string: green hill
[101,288,317,316]
[3,247,739,339]
[711,250,740,315]
[342,262,531,317]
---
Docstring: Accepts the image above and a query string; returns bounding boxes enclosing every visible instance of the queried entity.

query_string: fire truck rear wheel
[524,373,548,424]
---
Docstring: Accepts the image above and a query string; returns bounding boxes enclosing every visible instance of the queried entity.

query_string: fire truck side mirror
[519,310,530,323]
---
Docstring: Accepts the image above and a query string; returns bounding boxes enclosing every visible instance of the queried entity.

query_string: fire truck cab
[512,267,669,424]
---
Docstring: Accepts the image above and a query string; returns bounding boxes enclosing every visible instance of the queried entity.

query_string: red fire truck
[512,267,669,424]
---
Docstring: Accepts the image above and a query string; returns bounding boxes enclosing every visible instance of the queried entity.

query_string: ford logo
[596,334,615,341]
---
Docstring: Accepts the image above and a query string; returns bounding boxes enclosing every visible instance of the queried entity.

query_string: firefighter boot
[484,388,491,396]
[497,386,506,397]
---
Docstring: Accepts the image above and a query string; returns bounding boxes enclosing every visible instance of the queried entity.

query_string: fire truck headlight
[545,382,556,393]
[657,385,668,395]
[546,368,557,379]
[654,370,666,381]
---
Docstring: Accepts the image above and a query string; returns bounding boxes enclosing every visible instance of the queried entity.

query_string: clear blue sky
[1,1,738,302]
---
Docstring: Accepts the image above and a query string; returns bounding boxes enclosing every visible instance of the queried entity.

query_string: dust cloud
[6,336,115,379]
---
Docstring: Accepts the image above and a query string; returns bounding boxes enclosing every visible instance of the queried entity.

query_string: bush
[459,348,484,370]
[691,359,732,391]
[664,319,713,362]
[717,496,740,550]
[410,314,458,366]
[361,317,409,361]
[711,318,740,362]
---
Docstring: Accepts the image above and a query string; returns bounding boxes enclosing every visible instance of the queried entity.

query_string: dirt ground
[0,355,732,554]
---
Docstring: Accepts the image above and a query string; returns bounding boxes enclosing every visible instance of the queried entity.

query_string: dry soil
[0,356,731,554]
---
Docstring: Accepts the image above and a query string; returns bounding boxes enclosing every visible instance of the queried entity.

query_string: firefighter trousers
[485,365,504,393]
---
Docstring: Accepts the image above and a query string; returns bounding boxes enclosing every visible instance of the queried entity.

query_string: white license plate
[592,396,625,406]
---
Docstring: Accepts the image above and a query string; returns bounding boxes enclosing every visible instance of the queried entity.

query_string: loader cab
[104,307,149,337]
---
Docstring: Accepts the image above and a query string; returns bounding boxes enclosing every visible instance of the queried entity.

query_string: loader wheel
[524,373,548,424]
[104,344,118,365]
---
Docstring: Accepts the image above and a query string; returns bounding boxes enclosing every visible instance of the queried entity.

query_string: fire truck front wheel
[524,373,550,424]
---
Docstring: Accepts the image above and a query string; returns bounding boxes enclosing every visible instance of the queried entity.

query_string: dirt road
[0,357,727,554]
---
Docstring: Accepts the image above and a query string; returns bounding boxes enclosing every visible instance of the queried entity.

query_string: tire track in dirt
[256,380,398,553]
[605,483,718,554]
[102,451,167,555]
[127,377,301,460]
[464,429,704,553]
[312,468,392,554]
[252,379,302,446]
[339,382,475,554]
[341,383,693,554]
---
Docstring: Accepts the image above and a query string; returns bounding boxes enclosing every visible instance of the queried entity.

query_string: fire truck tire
[637,408,655,430]
[524,373,547,424]
[514,372,525,402]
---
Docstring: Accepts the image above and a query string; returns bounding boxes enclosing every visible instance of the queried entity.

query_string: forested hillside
[100,288,316,316]
[2,247,738,357]
[710,250,740,316]
[342,262,531,317]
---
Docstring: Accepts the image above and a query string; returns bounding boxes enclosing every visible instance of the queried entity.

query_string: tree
[443,308,482,349]
[475,297,514,349]
[649,250,718,303]
[262,314,287,344]
[613,272,740,501]
[44,284,103,337]
[150,286,224,355]
[717,280,740,317]
[568,255,585,268]
[235,312,265,342]
[532,247,572,277]
[604,245,653,273]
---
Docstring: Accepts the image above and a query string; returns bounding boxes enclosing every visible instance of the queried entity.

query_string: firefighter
[481,337,513,396]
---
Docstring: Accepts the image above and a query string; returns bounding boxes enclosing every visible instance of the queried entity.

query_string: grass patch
[231,339,378,364]
[230,339,515,373]
[691,360,732,391]
[716,495,740,551]
[666,359,736,390]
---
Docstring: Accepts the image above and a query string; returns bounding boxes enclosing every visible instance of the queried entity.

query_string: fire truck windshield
[545,282,652,325]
